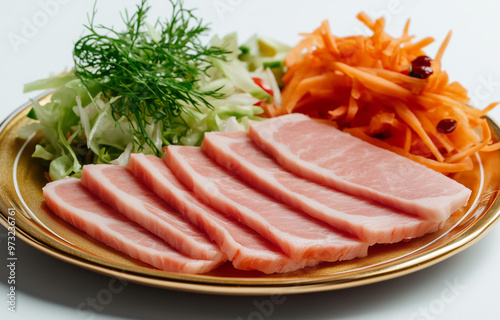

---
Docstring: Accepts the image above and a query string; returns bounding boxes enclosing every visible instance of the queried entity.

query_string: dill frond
[73,0,227,155]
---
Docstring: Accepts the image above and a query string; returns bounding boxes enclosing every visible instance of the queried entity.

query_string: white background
[1,1,500,319]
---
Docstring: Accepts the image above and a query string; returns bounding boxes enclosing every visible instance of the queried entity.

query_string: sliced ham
[248,113,472,222]
[43,178,223,274]
[128,153,319,274]
[202,131,444,245]
[165,146,369,262]
[80,164,226,263]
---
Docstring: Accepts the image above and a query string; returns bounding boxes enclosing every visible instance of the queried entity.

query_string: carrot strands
[269,12,499,173]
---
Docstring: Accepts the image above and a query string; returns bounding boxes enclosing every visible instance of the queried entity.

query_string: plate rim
[2,210,498,296]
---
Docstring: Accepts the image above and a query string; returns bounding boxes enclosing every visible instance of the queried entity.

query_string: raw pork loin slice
[202,131,443,245]
[81,164,226,263]
[248,113,471,222]
[43,178,223,273]
[128,153,319,274]
[165,146,369,262]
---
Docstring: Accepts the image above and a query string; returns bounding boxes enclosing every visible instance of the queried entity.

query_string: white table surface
[1,1,500,319]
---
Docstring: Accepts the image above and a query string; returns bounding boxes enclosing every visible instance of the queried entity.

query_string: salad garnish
[20,0,287,180]
[19,3,499,179]
[266,12,499,172]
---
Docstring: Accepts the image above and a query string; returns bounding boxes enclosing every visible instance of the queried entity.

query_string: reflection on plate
[1,93,499,295]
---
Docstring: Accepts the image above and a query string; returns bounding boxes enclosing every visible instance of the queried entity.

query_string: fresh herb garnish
[73,0,228,155]
[20,0,284,181]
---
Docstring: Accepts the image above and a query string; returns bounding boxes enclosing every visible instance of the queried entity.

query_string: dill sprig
[73,0,227,155]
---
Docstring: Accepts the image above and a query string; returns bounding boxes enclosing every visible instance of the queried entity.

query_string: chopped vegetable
[269,12,499,173]
[252,77,274,97]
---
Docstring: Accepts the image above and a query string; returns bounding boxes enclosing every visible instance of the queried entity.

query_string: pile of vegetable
[19,0,286,180]
[265,13,499,173]
[20,1,499,180]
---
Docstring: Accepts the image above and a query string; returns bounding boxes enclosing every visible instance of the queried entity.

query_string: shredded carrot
[270,12,500,173]
[435,31,452,64]
[481,102,500,116]
[345,127,474,172]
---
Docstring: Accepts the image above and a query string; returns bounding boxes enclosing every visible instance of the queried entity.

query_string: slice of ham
[165,146,369,262]
[80,164,226,263]
[248,113,472,222]
[202,131,444,245]
[43,178,223,273]
[128,153,319,274]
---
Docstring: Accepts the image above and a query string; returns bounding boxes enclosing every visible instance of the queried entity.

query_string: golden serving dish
[1,93,499,295]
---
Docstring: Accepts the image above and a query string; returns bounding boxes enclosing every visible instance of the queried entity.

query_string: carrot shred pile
[267,12,499,173]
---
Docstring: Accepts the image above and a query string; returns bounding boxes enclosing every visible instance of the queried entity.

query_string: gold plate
[1,93,500,295]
